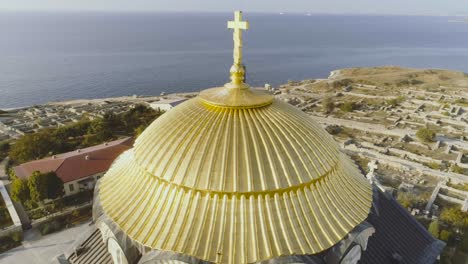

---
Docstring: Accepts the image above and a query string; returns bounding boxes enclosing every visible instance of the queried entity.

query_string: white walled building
[148,98,187,112]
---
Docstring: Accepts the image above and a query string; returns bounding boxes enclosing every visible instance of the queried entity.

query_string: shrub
[386,96,406,107]
[332,78,353,88]
[325,125,342,135]
[427,162,441,170]
[39,223,52,235]
[28,208,47,220]
[24,200,38,211]
[410,79,424,85]
[439,230,452,242]
[428,220,440,238]
[7,167,17,181]
[0,235,22,253]
[386,99,399,107]
[0,207,12,228]
[11,232,22,243]
[10,179,30,203]
[422,83,439,92]
[451,164,464,174]
[440,207,468,230]
[322,97,335,113]
[39,218,66,235]
[397,192,418,209]
[134,125,146,138]
[72,210,80,218]
[340,102,356,112]
[454,98,468,106]
[416,128,436,143]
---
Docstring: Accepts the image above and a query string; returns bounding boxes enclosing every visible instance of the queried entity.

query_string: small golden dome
[133,94,340,193]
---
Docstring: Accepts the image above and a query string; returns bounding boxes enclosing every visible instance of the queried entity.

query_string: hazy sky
[1,0,468,15]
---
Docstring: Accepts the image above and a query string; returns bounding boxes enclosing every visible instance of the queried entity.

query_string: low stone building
[148,98,187,112]
[13,137,133,196]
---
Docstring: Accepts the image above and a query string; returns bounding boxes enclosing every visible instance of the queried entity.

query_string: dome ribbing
[97,10,372,264]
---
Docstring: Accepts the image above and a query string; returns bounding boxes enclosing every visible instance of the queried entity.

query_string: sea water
[1,12,468,108]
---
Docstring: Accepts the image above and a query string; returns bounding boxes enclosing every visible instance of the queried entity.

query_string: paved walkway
[0,158,21,227]
[345,144,468,184]
[343,91,397,100]
[0,221,93,264]
[312,116,468,150]
[312,115,413,137]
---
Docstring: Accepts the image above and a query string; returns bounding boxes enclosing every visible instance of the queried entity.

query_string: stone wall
[0,225,22,238]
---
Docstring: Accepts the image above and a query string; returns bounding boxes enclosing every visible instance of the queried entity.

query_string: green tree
[9,104,161,165]
[416,128,436,143]
[428,220,440,238]
[9,130,57,163]
[10,179,30,203]
[28,171,63,202]
[28,171,47,202]
[84,118,114,146]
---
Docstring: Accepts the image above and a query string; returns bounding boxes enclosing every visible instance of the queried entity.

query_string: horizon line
[0,9,466,17]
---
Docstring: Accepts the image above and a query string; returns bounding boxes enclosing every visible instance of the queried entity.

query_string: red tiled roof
[13,137,133,183]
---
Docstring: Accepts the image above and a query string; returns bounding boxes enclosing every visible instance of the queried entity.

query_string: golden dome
[98,89,372,263]
[97,11,372,264]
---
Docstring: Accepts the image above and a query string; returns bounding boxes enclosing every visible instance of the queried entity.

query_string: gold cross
[228,11,249,66]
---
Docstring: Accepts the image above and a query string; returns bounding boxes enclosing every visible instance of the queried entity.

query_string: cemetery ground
[276,66,468,263]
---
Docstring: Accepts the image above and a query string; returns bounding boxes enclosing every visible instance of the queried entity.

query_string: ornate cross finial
[226,11,249,89]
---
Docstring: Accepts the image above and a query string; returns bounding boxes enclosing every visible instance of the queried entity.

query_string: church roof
[97,11,372,264]
[360,190,445,264]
